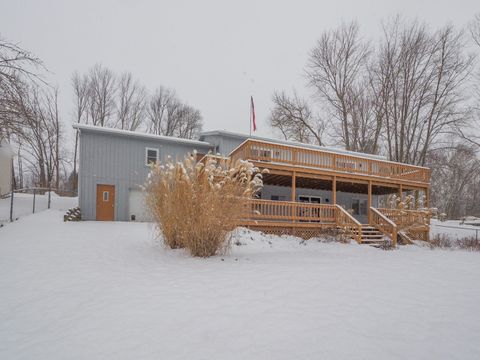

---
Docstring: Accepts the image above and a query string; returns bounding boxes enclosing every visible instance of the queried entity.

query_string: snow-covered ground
[430,219,480,240]
[1,210,479,359]
[0,193,77,224]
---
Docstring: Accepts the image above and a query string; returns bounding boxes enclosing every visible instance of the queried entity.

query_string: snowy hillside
[1,210,479,359]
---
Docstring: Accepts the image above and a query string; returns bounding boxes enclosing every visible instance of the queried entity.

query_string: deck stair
[353,225,389,246]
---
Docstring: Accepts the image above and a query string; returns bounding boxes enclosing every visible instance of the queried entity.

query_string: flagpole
[249,96,252,137]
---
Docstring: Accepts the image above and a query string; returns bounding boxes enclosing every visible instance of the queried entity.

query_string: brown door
[96,184,115,221]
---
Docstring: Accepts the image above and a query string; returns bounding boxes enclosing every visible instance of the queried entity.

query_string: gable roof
[199,129,387,161]
[73,124,212,148]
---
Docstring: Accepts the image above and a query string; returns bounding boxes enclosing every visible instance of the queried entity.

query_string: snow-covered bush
[145,152,264,257]
[428,234,480,251]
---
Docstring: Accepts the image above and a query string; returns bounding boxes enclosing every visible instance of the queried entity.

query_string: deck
[239,199,430,245]
[230,139,430,187]
[229,140,431,245]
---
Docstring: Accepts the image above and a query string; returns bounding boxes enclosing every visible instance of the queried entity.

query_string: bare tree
[116,72,147,131]
[375,19,474,166]
[269,90,324,145]
[87,64,116,127]
[147,86,176,135]
[459,13,480,149]
[7,81,64,188]
[171,104,202,139]
[305,21,373,151]
[147,86,202,139]
[428,143,480,218]
[0,37,43,140]
[470,13,480,47]
[71,72,90,189]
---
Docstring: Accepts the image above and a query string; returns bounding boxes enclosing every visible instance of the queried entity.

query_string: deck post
[291,171,296,223]
[398,184,403,204]
[332,176,337,205]
[425,187,430,208]
[368,181,372,224]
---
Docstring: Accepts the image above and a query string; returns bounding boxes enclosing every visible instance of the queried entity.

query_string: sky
[1,0,479,140]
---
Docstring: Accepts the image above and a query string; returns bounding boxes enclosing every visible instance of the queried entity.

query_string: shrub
[428,234,480,251]
[145,152,263,257]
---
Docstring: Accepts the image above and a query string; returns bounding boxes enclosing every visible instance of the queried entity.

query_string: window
[103,191,109,202]
[146,148,159,165]
[352,199,360,215]
[352,199,367,216]
[298,195,321,203]
[271,195,286,201]
[360,200,367,215]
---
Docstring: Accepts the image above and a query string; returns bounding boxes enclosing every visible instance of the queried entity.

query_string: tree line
[270,16,480,219]
[0,44,203,190]
[70,65,203,187]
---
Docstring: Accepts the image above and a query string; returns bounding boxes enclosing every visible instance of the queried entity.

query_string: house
[0,141,14,196]
[74,124,431,245]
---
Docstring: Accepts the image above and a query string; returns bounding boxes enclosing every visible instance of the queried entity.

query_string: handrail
[336,205,362,226]
[230,139,430,184]
[370,207,397,246]
[244,199,336,223]
[370,207,397,227]
[376,208,431,243]
[376,208,431,228]
[335,205,362,243]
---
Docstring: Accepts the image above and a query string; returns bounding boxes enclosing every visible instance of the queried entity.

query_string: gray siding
[200,134,246,156]
[79,130,211,221]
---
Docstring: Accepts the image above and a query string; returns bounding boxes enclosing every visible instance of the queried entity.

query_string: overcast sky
[1,0,478,139]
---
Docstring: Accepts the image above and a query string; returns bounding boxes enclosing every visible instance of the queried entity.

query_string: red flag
[250,96,257,132]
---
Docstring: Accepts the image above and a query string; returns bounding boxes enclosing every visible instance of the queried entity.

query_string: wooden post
[332,176,337,205]
[368,180,372,224]
[291,171,296,223]
[425,187,430,208]
[291,171,296,202]
[398,184,403,203]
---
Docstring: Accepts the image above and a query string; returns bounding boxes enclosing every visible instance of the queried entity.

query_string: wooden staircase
[352,225,390,246]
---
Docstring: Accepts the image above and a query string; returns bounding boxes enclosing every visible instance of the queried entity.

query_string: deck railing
[245,199,336,223]
[370,207,397,246]
[335,205,363,243]
[240,200,428,244]
[376,208,430,229]
[230,139,430,184]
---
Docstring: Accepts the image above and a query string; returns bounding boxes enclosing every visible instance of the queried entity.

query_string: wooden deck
[239,199,430,246]
[230,139,430,187]
[230,139,431,245]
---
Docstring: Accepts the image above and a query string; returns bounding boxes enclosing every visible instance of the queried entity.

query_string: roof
[199,129,387,161]
[73,124,212,148]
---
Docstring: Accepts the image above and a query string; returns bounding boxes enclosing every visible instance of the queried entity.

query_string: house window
[271,195,286,201]
[298,195,321,204]
[103,191,109,202]
[146,148,159,165]
[352,199,368,215]
[360,200,367,215]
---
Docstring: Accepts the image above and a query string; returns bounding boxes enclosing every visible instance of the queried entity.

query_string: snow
[0,193,77,224]
[430,219,480,240]
[73,123,212,147]
[1,211,479,359]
